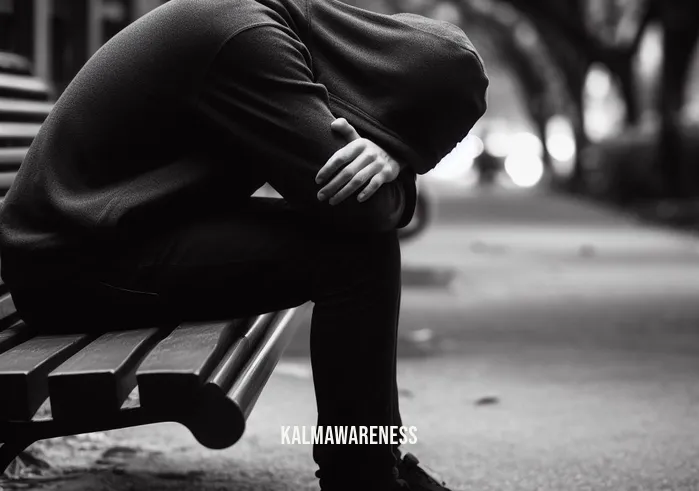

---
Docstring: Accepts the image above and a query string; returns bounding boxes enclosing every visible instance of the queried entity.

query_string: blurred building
[0,0,165,93]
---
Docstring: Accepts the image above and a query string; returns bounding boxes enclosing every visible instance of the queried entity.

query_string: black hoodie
[0,0,488,287]
[311,2,488,173]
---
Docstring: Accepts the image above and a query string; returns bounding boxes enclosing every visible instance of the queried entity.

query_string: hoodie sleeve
[195,23,415,232]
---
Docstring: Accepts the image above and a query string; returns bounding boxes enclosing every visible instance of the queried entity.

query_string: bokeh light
[511,131,543,157]
[483,131,511,158]
[504,152,544,188]
[546,115,577,178]
[428,136,478,181]
[463,134,485,159]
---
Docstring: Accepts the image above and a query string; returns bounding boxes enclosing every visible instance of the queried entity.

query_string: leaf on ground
[96,445,141,466]
[475,396,499,406]
[398,388,415,398]
[154,470,206,481]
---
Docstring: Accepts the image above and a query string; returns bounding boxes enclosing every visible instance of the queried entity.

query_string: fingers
[315,118,395,205]
[317,152,376,203]
[331,117,361,142]
[316,139,364,185]
[326,162,383,205]
[357,173,387,203]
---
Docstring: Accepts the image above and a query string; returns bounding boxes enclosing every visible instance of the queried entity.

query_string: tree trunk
[615,58,641,126]
[656,2,699,198]
[535,116,552,173]
[565,71,589,193]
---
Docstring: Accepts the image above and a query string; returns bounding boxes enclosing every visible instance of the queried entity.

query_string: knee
[338,180,405,233]
[332,228,401,277]
[312,229,400,303]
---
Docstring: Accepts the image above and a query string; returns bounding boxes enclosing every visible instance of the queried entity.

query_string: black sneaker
[394,478,412,490]
[396,453,452,491]
[315,469,410,491]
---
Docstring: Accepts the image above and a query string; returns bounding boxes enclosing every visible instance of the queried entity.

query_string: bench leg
[0,440,33,475]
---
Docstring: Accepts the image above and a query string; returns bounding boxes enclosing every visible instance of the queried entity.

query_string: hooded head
[308,0,489,174]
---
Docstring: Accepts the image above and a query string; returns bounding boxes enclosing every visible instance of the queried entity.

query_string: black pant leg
[106,198,403,487]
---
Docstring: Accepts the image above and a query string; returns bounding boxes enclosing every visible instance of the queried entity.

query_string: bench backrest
[0,52,54,196]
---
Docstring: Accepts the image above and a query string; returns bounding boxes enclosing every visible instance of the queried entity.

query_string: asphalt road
[12,183,699,491]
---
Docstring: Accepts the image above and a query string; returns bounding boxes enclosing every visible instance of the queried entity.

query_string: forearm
[197,25,409,233]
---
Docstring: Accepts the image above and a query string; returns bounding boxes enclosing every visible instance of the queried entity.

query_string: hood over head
[308,0,489,174]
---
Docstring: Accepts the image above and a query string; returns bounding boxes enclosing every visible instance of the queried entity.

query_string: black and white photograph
[0,0,699,490]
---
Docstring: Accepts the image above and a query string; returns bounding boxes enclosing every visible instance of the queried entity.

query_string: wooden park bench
[0,54,311,473]
[0,276,310,472]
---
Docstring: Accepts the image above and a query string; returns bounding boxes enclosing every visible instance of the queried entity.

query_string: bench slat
[136,318,256,413]
[189,307,306,449]
[0,99,51,125]
[227,308,302,418]
[0,148,27,167]
[0,73,50,94]
[0,320,34,355]
[205,313,275,391]
[0,333,92,420]
[0,147,29,171]
[0,293,17,322]
[0,122,42,139]
[0,98,53,115]
[48,327,170,421]
[0,171,17,191]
